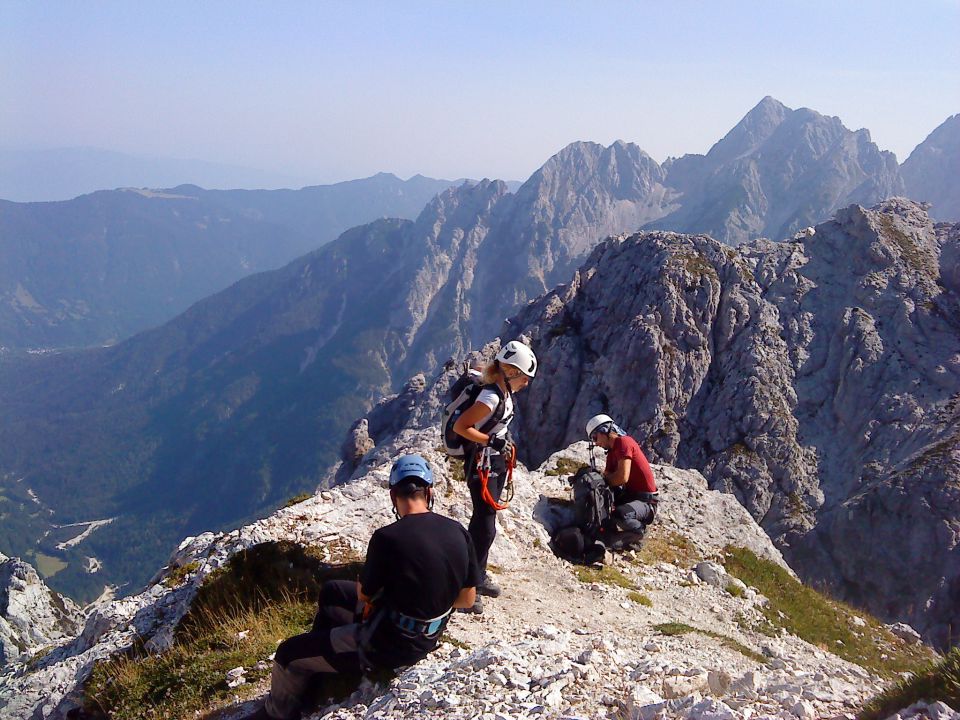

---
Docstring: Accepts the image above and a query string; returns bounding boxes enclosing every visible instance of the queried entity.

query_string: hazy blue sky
[3,1,958,185]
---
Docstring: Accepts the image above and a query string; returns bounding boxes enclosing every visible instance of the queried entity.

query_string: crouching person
[585,414,659,550]
[244,454,480,720]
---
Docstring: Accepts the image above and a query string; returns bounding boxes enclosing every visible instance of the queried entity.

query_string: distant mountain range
[0,97,957,607]
[0,147,314,202]
[0,174,461,348]
[3,99,956,354]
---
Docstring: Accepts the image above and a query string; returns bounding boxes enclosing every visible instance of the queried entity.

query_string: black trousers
[267,580,363,719]
[466,450,507,575]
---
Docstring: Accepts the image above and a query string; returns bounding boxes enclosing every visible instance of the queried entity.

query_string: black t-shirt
[360,511,480,666]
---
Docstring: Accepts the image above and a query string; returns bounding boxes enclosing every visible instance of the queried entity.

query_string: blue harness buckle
[390,608,452,638]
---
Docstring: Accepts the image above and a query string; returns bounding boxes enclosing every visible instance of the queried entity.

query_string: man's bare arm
[607,458,632,487]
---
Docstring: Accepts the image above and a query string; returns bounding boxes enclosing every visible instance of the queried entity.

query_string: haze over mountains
[0,173,461,348]
[0,147,313,202]
[0,97,957,649]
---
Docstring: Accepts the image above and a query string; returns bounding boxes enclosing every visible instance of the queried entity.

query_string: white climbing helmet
[585,413,616,440]
[496,340,538,378]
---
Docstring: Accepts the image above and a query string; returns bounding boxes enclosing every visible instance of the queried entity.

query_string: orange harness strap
[476,445,515,511]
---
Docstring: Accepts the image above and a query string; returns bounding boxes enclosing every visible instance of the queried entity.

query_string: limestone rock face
[504,199,959,647]
[0,556,83,666]
[651,97,905,245]
[902,113,960,222]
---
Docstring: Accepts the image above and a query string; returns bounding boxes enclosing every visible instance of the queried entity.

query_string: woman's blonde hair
[482,360,503,385]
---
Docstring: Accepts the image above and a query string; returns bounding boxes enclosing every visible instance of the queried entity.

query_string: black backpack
[570,467,614,537]
[549,467,613,564]
[440,368,507,458]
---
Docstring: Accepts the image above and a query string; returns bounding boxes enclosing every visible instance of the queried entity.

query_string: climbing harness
[389,607,453,639]
[476,445,514,511]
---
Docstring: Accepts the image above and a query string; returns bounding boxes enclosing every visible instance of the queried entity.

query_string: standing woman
[452,340,537,613]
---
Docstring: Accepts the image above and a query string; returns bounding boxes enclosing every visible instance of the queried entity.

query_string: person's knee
[275,636,299,668]
[274,631,333,669]
[320,579,356,606]
[615,501,652,532]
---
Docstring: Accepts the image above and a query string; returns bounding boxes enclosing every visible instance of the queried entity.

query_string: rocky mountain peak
[706,95,790,165]
[902,113,960,221]
[415,178,508,233]
[516,140,667,205]
[653,100,904,244]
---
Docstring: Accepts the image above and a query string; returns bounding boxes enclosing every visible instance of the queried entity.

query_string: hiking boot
[457,595,483,614]
[608,531,644,552]
[477,576,501,597]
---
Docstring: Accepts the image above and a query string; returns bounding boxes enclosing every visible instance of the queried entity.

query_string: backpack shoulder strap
[477,383,509,434]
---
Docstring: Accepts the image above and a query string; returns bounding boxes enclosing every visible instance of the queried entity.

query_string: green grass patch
[31,551,68,578]
[627,591,653,607]
[84,598,315,719]
[723,546,936,677]
[654,622,766,663]
[284,492,314,507]
[545,457,588,477]
[83,541,366,719]
[726,583,745,598]
[635,527,700,568]
[858,647,960,720]
[575,564,636,590]
[654,622,695,636]
[162,561,199,588]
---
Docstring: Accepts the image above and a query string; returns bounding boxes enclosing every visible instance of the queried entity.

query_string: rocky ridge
[496,198,960,648]
[346,199,960,649]
[0,552,83,666]
[1,433,932,720]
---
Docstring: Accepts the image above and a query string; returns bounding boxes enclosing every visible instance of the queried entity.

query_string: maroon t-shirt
[604,435,657,495]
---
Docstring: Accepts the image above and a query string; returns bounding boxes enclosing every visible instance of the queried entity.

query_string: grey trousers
[613,499,655,532]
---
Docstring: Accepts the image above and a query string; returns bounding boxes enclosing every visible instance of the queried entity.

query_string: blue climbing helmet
[389,454,434,488]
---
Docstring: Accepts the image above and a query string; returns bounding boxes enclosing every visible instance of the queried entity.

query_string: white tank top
[474,386,514,439]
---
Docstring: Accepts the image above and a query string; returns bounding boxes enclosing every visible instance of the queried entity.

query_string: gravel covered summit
[0,433,935,719]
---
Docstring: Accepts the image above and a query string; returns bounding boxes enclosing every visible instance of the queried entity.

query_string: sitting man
[244,454,480,720]
[585,414,659,550]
